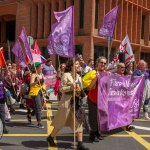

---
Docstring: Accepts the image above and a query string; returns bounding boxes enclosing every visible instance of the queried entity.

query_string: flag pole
[107,37,112,64]
[71,2,76,149]
[7,40,11,61]
[73,57,76,150]
[58,55,60,68]
[0,47,17,96]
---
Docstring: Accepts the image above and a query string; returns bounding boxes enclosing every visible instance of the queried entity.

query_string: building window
[141,15,145,39]
[75,45,83,55]
[94,45,115,63]
[41,46,49,59]
[141,52,150,66]
[80,0,84,28]
[6,21,15,42]
[64,0,66,9]
[141,52,146,59]
[94,45,108,62]
[95,0,99,28]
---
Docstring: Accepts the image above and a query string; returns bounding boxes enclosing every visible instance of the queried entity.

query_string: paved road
[0,94,150,150]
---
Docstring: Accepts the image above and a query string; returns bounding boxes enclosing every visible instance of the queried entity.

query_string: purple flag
[12,40,27,68]
[47,6,74,58]
[19,26,33,63]
[99,6,119,38]
[98,72,144,131]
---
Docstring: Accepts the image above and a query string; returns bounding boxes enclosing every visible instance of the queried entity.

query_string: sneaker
[31,110,35,116]
[3,127,9,134]
[37,123,44,129]
[144,112,150,120]
[89,132,99,142]
[5,119,11,122]
[95,131,104,140]
[126,125,135,132]
[47,135,57,146]
[27,114,31,123]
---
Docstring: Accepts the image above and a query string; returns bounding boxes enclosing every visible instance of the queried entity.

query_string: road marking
[3,134,48,137]
[126,131,150,150]
[134,125,150,131]
[10,119,48,122]
[135,119,150,122]
[3,133,150,138]
[46,103,57,150]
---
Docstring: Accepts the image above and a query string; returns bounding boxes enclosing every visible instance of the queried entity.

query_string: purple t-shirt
[42,64,56,75]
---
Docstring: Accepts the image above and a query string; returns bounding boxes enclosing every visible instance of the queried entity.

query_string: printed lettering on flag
[47,6,74,58]
[99,6,119,38]
[98,72,144,131]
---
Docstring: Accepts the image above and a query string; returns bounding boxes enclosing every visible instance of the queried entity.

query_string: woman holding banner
[133,60,150,120]
[83,56,106,142]
[116,63,135,131]
[125,61,133,75]
[47,59,89,150]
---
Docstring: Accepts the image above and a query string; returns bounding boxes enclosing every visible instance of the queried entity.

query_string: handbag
[6,96,16,105]
[70,90,86,124]
[5,88,16,105]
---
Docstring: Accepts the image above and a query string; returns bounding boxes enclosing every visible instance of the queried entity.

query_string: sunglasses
[100,62,106,65]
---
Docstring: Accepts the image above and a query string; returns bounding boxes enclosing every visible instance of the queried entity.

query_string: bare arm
[30,74,38,87]
[88,77,98,90]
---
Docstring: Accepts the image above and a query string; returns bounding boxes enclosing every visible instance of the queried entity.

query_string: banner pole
[107,37,112,64]
[7,40,11,61]
[73,57,76,149]
[58,55,60,68]
[0,47,17,96]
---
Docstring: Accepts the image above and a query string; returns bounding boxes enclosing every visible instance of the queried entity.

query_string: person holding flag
[29,62,46,128]
[47,59,89,150]
[46,5,88,149]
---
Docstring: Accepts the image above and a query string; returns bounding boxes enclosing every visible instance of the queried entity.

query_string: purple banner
[12,40,27,68]
[47,6,74,58]
[98,72,144,131]
[99,6,119,38]
[19,26,33,64]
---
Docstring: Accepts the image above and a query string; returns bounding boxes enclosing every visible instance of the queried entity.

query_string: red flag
[33,41,41,54]
[0,47,5,67]
[26,55,30,64]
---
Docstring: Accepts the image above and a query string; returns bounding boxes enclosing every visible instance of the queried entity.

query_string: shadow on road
[0,142,18,146]
[56,136,78,149]
[22,140,47,149]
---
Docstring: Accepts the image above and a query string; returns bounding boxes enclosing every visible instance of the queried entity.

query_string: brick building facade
[0,0,150,67]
